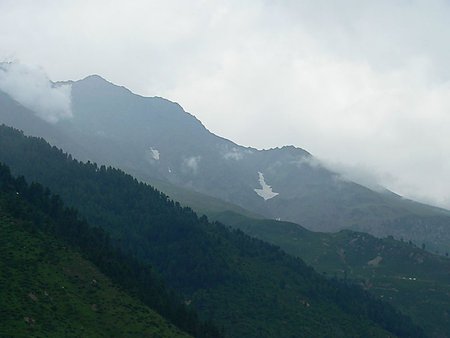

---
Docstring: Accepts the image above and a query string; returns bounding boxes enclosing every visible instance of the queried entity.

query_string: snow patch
[254,172,279,200]
[149,147,160,160]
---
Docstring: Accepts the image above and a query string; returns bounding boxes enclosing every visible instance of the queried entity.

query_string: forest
[0,124,424,337]
[0,162,221,337]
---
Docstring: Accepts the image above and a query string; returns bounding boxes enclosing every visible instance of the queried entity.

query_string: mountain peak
[263,145,310,157]
[77,74,115,86]
[81,74,108,82]
[74,74,134,98]
[281,145,310,154]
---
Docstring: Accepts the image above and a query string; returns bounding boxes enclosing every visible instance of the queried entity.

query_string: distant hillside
[1,74,450,253]
[0,125,423,337]
[213,211,450,337]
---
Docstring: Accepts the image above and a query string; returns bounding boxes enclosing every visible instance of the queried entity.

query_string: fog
[1,0,450,207]
[0,62,72,124]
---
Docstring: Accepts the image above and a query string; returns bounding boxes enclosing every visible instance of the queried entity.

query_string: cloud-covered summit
[0,62,72,124]
[2,1,450,208]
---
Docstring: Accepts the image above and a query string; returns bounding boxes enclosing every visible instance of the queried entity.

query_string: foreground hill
[1,72,450,253]
[213,211,450,337]
[0,216,191,338]
[0,170,196,337]
[0,125,423,337]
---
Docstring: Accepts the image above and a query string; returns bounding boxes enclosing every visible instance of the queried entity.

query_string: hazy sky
[1,0,450,208]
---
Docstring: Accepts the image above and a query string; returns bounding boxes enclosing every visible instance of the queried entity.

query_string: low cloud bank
[321,159,388,193]
[0,62,72,124]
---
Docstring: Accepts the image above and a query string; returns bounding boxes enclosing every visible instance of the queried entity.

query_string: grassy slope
[0,212,190,338]
[213,211,450,337]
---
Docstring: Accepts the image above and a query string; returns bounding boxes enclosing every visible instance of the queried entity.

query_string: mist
[1,1,450,208]
[183,156,201,174]
[0,62,72,124]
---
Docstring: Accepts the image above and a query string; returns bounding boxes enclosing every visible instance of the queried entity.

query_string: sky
[1,0,450,208]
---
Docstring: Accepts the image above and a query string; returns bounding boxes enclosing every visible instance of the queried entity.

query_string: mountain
[1,74,450,253]
[0,125,422,337]
[213,210,450,337]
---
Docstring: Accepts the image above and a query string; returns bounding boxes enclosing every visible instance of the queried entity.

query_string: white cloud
[183,156,201,174]
[320,159,390,193]
[292,156,322,169]
[223,147,243,160]
[2,1,450,207]
[0,62,72,123]
[149,147,160,160]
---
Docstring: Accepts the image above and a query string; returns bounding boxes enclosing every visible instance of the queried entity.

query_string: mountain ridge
[1,73,450,254]
[0,124,423,337]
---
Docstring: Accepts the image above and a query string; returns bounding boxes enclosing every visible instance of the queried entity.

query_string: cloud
[149,147,160,160]
[0,62,72,124]
[157,1,450,208]
[2,1,450,208]
[320,159,390,192]
[183,156,201,174]
[292,156,322,169]
[290,155,388,193]
[223,148,243,160]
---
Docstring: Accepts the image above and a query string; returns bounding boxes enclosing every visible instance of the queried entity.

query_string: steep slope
[0,88,259,221]
[2,74,450,253]
[0,90,92,161]
[0,178,192,337]
[0,126,423,337]
[0,216,190,338]
[213,211,450,337]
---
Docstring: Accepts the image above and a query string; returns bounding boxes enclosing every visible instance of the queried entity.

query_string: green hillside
[0,163,221,337]
[0,207,190,337]
[0,125,423,337]
[213,211,450,337]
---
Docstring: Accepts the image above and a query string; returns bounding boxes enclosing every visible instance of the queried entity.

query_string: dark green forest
[213,210,450,336]
[0,125,424,337]
[0,163,221,337]
[0,206,191,337]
